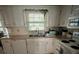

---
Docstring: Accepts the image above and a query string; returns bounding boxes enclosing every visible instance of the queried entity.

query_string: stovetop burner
[71,45,79,49]
[62,40,70,43]
[69,40,76,42]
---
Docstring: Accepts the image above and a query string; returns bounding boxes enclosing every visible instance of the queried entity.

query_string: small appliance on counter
[0,31,4,38]
[45,30,56,37]
[45,26,68,37]
[73,32,79,39]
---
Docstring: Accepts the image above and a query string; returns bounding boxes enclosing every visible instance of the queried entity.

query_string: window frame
[27,12,45,31]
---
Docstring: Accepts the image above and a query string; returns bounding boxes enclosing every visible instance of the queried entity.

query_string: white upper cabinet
[72,6,79,12]
[59,6,72,26]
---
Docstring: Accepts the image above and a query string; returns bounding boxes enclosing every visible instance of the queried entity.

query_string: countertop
[0,35,79,53]
[0,35,58,40]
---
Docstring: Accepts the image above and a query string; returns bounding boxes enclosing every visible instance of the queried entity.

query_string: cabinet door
[46,38,54,53]
[27,39,39,54]
[37,38,47,54]
[1,39,13,54]
[27,38,53,54]
[12,39,27,54]
[53,39,61,54]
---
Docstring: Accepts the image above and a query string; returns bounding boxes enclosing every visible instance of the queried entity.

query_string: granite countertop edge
[0,35,58,40]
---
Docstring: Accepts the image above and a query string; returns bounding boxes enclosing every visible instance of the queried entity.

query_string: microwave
[67,16,79,29]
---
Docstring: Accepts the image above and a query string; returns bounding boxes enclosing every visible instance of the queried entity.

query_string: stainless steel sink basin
[29,35,45,37]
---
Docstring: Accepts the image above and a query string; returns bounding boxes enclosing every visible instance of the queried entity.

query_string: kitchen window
[28,13,45,31]
[0,14,8,36]
[24,9,48,31]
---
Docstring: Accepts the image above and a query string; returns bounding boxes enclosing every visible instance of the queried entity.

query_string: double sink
[29,34,45,37]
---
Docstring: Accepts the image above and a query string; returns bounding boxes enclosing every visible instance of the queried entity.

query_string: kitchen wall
[0,5,61,35]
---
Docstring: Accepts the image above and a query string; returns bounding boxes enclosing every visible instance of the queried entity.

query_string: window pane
[39,14,44,18]
[34,17,40,21]
[40,17,44,21]
[29,13,44,17]
[29,13,44,22]
[29,17,44,22]
[29,17,34,22]
[29,23,44,30]
[28,13,45,31]
[0,28,4,31]
[29,14,34,17]
[34,14,40,17]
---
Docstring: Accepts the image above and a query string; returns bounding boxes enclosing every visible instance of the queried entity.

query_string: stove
[60,32,79,53]
[70,45,79,49]
[69,39,76,42]
[61,39,76,43]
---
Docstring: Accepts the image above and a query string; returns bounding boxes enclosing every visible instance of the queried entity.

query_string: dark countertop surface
[0,35,72,41]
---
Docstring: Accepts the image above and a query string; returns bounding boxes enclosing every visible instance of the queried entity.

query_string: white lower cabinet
[1,39,13,54]
[37,38,48,54]
[11,39,27,54]
[1,39,27,54]
[52,39,61,54]
[27,38,39,54]
[27,38,54,54]
[46,38,54,53]
[1,38,62,54]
